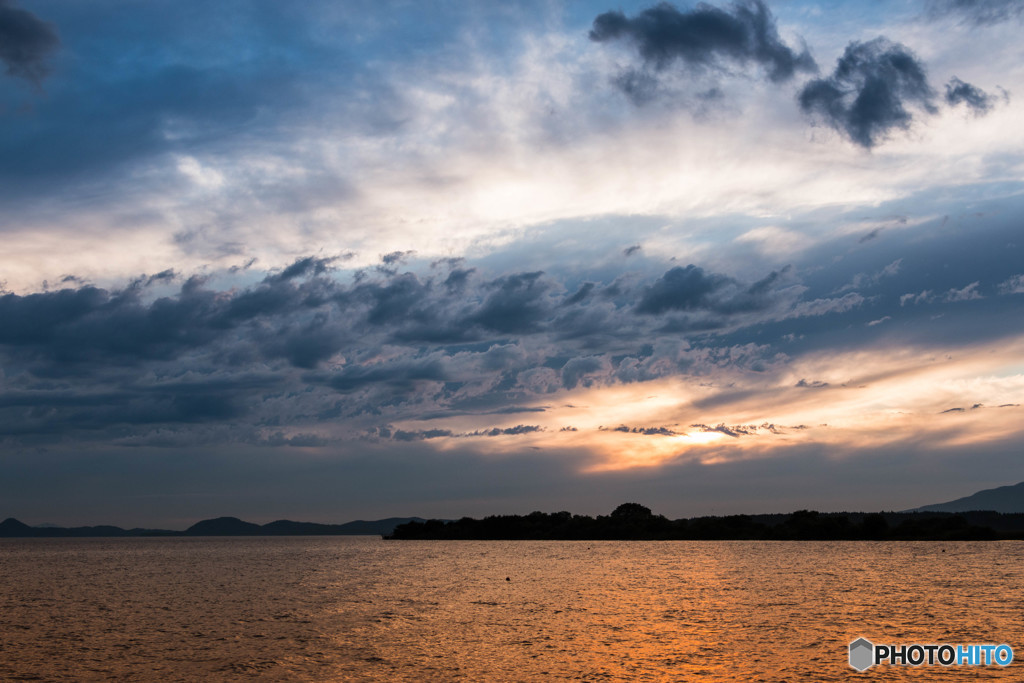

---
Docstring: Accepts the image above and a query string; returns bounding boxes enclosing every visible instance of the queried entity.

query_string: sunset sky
[2,0,1023,528]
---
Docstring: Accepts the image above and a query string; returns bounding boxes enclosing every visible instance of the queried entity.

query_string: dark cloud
[381,250,415,265]
[146,269,177,286]
[388,424,541,441]
[467,271,552,334]
[926,0,1024,24]
[563,282,596,306]
[691,423,758,437]
[799,37,937,148]
[634,264,787,317]
[393,428,454,442]
[474,424,543,437]
[944,77,996,114]
[604,424,679,436]
[274,256,338,282]
[361,272,434,326]
[635,265,732,314]
[589,1,815,84]
[859,228,882,243]
[0,0,59,84]
[720,266,792,314]
[0,373,278,440]
[443,268,475,292]
[561,355,610,390]
[0,2,371,212]
[0,257,358,375]
[4,203,1021,448]
[325,357,448,394]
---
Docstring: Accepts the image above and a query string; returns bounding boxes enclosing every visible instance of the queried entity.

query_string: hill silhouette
[186,517,262,535]
[0,516,426,538]
[908,481,1024,513]
[0,518,33,536]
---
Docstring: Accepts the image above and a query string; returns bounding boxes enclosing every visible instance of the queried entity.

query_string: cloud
[926,0,1024,25]
[901,282,983,307]
[389,424,542,441]
[326,356,449,394]
[563,282,596,307]
[273,256,340,282]
[2,214,1022,450]
[473,424,543,437]
[900,290,933,306]
[636,263,791,319]
[859,228,883,243]
[392,428,454,442]
[690,423,758,437]
[561,355,612,390]
[944,281,982,302]
[839,258,902,293]
[998,274,1024,294]
[785,292,865,318]
[467,271,553,334]
[799,37,936,148]
[944,77,997,114]
[635,265,731,314]
[0,0,59,84]
[603,424,679,436]
[589,0,815,101]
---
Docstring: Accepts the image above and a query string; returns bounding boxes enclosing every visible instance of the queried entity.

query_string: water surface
[1,537,1020,680]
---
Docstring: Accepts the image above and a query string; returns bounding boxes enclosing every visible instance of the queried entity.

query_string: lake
[1,537,1020,680]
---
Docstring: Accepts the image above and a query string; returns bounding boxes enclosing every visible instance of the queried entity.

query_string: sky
[1,0,1023,528]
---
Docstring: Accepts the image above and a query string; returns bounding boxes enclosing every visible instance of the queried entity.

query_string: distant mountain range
[5,482,1022,539]
[0,516,426,538]
[907,482,1024,513]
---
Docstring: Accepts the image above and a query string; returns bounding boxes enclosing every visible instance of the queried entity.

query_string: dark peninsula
[386,503,1024,541]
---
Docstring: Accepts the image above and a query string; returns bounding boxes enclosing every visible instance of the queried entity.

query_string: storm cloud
[635,264,789,316]
[799,38,936,148]
[0,0,58,84]
[589,0,815,100]
[0,254,827,443]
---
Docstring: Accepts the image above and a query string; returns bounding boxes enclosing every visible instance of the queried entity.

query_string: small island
[385,503,1024,541]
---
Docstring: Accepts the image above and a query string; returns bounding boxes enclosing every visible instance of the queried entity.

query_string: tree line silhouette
[386,503,1024,540]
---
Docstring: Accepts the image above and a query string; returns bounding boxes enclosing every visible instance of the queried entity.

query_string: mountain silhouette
[909,482,1024,513]
[0,515,427,537]
[0,517,32,536]
[186,516,263,535]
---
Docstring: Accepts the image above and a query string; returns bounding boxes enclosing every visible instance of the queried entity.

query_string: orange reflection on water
[323,539,1024,681]
[4,538,1021,681]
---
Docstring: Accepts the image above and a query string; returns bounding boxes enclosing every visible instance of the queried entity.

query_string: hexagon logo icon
[849,637,874,671]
